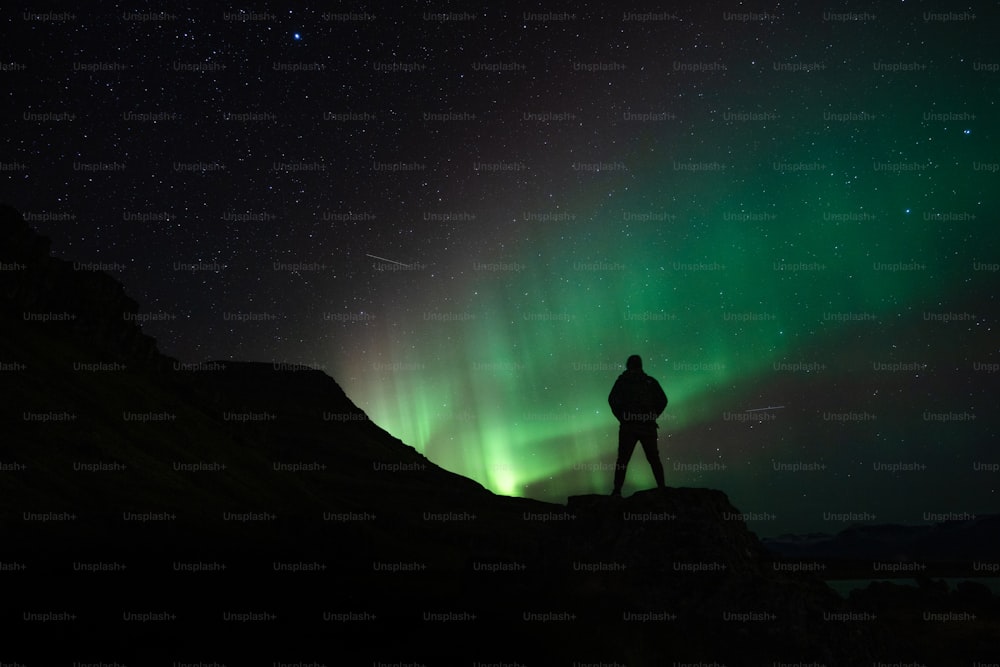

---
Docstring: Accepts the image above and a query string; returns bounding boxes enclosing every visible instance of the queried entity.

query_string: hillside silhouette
[1,203,996,664]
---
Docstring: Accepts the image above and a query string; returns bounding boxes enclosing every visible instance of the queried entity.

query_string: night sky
[4,3,997,536]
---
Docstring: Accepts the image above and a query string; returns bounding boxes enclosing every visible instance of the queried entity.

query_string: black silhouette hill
[2,204,996,664]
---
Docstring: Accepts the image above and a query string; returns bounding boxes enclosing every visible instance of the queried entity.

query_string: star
[3,2,995,543]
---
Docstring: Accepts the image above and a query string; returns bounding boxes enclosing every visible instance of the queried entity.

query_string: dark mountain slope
[3,203,995,665]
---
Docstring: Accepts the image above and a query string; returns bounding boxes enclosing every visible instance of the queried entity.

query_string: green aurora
[345,146,994,528]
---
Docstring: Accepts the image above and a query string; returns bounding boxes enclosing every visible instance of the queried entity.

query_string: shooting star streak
[366,253,409,266]
[745,405,785,412]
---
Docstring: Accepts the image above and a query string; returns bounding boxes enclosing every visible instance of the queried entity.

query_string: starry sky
[3,3,997,536]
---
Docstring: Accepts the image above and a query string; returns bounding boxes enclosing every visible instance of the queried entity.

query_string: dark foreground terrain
[2,203,998,664]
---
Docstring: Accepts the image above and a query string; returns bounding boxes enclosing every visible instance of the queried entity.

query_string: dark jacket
[608,369,668,424]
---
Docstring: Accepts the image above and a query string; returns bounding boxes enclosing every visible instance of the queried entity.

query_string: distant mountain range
[763,514,1000,562]
[2,202,997,665]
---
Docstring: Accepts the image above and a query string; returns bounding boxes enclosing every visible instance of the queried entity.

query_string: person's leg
[612,426,639,495]
[638,428,666,488]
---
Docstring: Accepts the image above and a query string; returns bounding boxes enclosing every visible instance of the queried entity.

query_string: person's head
[626,354,642,371]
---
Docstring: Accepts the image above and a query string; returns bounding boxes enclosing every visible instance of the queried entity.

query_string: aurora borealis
[4,4,998,535]
[344,146,997,534]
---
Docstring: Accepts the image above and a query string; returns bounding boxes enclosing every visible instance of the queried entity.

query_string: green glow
[345,145,991,507]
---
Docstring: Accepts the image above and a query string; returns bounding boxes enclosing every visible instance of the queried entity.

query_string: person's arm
[654,379,667,416]
[608,379,625,422]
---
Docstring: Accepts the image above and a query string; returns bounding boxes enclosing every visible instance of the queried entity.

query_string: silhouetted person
[608,354,668,496]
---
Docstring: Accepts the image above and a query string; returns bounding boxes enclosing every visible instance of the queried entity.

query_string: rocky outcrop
[2,203,994,665]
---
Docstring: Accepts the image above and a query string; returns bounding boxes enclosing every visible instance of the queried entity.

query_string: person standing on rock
[608,354,668,496]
